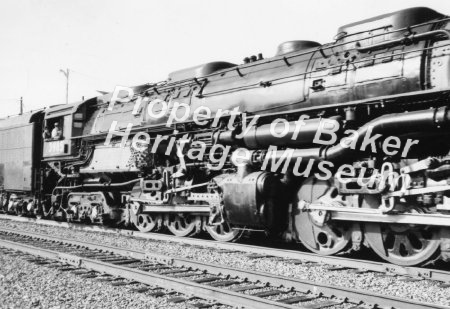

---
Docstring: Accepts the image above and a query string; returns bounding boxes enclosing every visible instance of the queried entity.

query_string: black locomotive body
[2,7,450,266]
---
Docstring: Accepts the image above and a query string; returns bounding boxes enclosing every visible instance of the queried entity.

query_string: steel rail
[0,226,448,309]
[0,234,297,309]
[1,214,449,283]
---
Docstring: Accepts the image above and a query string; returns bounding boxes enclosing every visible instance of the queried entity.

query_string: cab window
[43,118,64,141]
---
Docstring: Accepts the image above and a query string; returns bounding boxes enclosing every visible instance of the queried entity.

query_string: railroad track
[0,227,447,309]
[1,214,450,285]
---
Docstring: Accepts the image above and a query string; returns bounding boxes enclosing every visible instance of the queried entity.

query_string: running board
[321,207,450,226]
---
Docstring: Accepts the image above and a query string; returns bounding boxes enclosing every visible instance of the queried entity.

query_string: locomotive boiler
[2,7,450,266]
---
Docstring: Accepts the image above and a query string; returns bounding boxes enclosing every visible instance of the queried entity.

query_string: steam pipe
[323,106,450,162]
[250,107,450,165]
[216,117,342,149]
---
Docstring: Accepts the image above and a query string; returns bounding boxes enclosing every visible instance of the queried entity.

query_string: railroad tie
[192,276,223,283]
[208,280,241,287]
[167,296,189,304]
[229,285,264,292]
[277,295,317,304]
[244,253,273,259]
[159,269,190,275]
[301,299,343,309]
[325,266,352,271]
[130,287,150,293]
[397,276,423,282]
[252,289,285,297]
[171,272,198,278]
[147,290,173,297]
[187,301,217,308]
[110,280,140,286]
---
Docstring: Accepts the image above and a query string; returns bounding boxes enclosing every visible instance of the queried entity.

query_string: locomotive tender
[2,7,450,266]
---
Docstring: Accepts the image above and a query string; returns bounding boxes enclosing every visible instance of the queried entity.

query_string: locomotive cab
[43,101,86,159]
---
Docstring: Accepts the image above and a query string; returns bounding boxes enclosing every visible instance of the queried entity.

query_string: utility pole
[59,68,69,104]
[19,97,23,115]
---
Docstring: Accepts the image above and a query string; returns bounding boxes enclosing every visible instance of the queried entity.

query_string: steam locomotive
[2,7,450,266]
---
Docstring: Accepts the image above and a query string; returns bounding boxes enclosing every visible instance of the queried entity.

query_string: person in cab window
[42,126,51,140]
[51,122,62,139]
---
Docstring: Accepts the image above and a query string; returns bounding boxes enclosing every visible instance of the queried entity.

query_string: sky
[0,0,449,117]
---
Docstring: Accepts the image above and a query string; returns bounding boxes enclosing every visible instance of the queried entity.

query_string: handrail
[55,178,140,190]
[357,29,450,53]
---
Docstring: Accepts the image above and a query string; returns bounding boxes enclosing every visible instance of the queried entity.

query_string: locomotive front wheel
[135,214,159,233]
[166,214,200,237]
[205,221,243,242]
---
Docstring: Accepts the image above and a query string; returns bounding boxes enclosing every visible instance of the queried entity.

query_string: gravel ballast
[1,218,450,306]
[0,251,191,309]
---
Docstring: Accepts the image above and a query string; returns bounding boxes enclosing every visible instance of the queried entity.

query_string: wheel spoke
[365,223,441,266]
[205,219,243,242]
[294,178,352,256]
[134,214,157,233]
[167,215,199,237]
